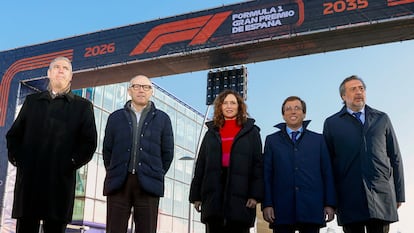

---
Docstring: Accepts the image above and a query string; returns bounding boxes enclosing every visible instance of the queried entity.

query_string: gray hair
[49,56,72,72]
[129,75,152,86]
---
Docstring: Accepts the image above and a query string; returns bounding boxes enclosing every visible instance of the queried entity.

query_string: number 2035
[323,0,369,15]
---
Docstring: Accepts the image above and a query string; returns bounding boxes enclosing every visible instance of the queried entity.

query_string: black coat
[6,91,97,222]
[323,105,404,225]
[189,118,263,227]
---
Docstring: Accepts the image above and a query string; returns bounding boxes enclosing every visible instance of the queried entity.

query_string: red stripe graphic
[0,50,73,126]
[296,0,305,26]
[387,0,414,6]
[130,11,232,56]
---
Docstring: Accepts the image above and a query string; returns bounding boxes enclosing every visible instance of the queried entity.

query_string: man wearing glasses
[103,75,174,233]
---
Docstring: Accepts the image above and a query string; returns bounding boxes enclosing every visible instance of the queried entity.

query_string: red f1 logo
[130,11,232,56]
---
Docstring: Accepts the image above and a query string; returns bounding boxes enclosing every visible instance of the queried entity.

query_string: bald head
[129,75,151,86]
[128,75,153,110]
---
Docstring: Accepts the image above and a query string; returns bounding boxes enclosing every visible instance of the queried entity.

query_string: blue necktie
[353,112,363,124]
[291,131,299,143]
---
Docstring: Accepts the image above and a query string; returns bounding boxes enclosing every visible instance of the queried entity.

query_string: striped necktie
[291,131,299,143]
[353,112,363,124]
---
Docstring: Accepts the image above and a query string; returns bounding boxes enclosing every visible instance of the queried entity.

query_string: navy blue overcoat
[263,121,336,226]
[102,101,174,197]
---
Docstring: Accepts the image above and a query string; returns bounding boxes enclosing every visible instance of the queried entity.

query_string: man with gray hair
[6,56,97,233]
[323,75,405,233]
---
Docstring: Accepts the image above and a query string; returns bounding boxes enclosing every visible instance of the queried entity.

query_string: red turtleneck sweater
[219,119,241,167]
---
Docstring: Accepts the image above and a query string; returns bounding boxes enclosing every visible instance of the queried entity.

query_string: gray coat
[323,105,404,225]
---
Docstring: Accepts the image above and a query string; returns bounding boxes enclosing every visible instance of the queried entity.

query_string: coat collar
[338,105,380,132]
[206,118,258,133]
[38,90,75,102]
[274,120,311,131]
[124,100,154,109]
[338,104,375,117]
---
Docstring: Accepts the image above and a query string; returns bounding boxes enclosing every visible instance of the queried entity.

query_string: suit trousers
[16,218,66,233]
[343,219,390,233]
[273,223,320,233]
[106,173,159,233]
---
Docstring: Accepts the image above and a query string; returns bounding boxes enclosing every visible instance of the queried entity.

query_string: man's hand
[324,206,335,222]
[246,198,257,208]
[194,201,202,212]
[263,207,275,224]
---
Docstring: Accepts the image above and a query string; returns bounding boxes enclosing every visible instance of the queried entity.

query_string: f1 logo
[387,0,414,6]
[130,11,232,56]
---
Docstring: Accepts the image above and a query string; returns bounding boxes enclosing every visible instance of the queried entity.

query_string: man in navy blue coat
[103,75,174,233]
[323,75,405,233]
[263,96,336,233]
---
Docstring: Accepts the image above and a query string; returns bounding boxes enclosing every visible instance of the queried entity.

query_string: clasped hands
[193,198,258,213]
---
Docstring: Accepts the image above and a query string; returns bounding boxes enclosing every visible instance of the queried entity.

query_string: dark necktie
[291,131,299,143]
[353,112,363,124]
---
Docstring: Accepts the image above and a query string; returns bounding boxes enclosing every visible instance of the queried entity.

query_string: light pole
[180,105,211,233]
[179,155,195,233]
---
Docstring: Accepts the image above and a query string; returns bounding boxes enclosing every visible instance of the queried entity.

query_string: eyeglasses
[284,106,303,112]
[130,84,152,91]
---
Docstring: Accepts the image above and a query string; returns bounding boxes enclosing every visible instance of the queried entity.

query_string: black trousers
[206,218,250,233]
[273,223,320,233]
[16,218,66,233]
[343,219,390,233]
[106,173,159,233]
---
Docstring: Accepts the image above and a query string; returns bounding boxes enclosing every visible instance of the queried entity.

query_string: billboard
[1,0,413,224]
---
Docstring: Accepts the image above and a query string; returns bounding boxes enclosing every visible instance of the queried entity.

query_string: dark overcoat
[102,101,174,197]
[262,121,336,226]
[323,105,405,225]
[189,118,263,227]
[6,91,97,222]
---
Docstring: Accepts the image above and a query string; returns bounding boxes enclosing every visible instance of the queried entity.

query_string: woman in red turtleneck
[189,89,263,233]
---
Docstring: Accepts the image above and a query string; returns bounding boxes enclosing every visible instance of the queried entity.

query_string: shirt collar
[286,126,303,135]
[346,106,365,115]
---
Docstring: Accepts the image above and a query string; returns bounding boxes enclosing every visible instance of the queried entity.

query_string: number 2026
[84,43,115,57]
